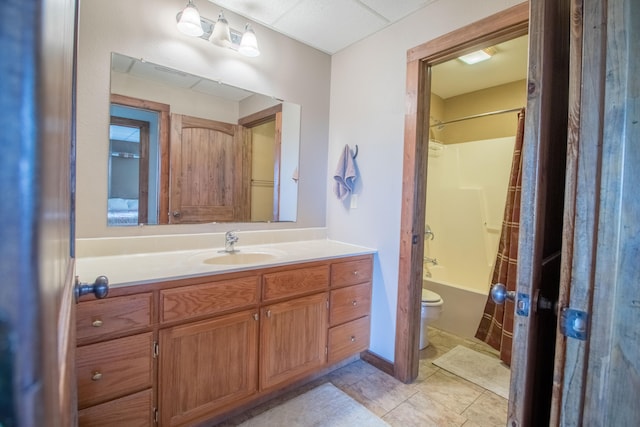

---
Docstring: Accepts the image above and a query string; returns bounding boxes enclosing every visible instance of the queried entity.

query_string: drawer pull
[92,319,103,328]
[91,371,103,381]
[351,336,356,342]
[352,300,358,306]
[352,271,359,276]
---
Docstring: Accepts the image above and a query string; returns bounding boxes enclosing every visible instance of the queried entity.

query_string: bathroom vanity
[75,244,373,427]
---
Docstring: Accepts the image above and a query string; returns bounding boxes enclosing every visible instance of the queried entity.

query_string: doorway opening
[394,1,528,385]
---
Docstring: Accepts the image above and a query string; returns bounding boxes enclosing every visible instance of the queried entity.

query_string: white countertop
[76,239,376,287]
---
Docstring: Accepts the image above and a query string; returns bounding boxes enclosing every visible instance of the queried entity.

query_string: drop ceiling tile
[274,0,388,53]
[208,0,300,25]
[358,0,433,22]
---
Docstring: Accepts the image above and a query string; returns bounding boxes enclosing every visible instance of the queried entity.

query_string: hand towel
[333,144,357,200]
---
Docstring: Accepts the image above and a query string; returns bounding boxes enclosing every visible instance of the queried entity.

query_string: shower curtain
[475,108,525,367]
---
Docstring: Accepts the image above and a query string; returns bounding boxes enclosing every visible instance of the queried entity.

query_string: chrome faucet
[424,256,438,265]
[224,230,239,253]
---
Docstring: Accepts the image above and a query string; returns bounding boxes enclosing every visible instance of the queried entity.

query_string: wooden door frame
[394,2,530,383]
[110,94,170,224]
[109,115,150,224]
[239,104,283,222]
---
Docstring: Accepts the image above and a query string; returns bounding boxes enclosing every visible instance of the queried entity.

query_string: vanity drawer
[78,389,153,427]
[329,282,372,326]
[160,275,260,323]
[77,332,153,409]
[327,316,370,364]
[331,257,373,288]
[262,265,329,301]
[77,293,152,343]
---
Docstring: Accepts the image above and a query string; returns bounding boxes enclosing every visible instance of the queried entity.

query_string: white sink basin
[201,251,280,265]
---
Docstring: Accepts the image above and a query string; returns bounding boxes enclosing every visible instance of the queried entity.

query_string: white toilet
[419,289,444,349]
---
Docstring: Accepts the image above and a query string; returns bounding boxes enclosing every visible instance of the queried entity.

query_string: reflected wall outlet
[350,194,358,209]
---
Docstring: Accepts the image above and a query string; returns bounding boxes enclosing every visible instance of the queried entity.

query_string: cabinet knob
[266,310,272,318]
[253,313,259,321]
[91,371,103,381]
[350,336,356,342]
[92,319,103,327]
[352,300,358,306]
[352,271,359,276]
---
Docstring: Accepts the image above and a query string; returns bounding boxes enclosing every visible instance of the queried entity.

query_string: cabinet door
[158,310,259,427]
[260,292,328,390]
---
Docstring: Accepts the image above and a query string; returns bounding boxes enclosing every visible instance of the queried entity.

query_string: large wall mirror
[108,52,301,226]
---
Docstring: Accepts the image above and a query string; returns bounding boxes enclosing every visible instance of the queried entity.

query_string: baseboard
[360,350,394,376]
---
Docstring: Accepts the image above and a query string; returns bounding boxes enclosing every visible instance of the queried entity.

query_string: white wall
[76,0,330,237]
[327,0,524,361]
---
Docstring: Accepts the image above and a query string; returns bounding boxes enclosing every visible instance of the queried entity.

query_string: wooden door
[552,0,640,425]
[260,293,329,390]
[508,0,571,424]
[158,310,259,427]
[0,0,77,426]
[169,114,247,223]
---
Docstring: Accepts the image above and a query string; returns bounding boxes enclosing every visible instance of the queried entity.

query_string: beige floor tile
[414,371,484,414]
[327,359,383,387]
[461,391,508,427]
[383,392,468,427]
[340,367,419,415]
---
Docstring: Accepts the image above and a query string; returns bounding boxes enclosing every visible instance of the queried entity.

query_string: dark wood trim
[407,3,529,64]
[361,350,394,376]
[238,104,282,127]
[395,1,530,384]
[110,94,171,224]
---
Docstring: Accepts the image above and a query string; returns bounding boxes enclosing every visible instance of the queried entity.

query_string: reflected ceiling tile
[192,79,254,101]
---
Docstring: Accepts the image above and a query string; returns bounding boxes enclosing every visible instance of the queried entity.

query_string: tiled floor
[215,327,509,427]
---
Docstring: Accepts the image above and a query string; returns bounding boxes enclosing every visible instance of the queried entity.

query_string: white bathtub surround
[76,231,375,286]
[424,136,515,295]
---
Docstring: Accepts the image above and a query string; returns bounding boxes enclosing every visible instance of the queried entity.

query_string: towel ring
[352,145,358,159]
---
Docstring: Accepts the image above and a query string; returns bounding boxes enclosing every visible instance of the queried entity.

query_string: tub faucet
[424,224,435,240]
[424,257,438,265]
[224,230,239,253]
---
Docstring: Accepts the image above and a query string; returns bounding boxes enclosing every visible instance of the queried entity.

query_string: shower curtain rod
[430,107,523,128]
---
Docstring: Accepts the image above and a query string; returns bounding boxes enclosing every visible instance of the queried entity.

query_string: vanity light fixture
[175,2,260,57]
[239,24,260,57]
[210,10,231,47]
[458,47,497,65]
[176,0,204,37]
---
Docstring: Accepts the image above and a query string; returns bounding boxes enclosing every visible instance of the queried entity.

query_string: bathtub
[423,264,491,339]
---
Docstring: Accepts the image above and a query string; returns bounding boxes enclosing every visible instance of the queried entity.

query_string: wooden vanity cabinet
[158,309,259,427]
[328,258,373,363]
[76,293,154,427]
[76,254,373,427]
[260,292,329,390]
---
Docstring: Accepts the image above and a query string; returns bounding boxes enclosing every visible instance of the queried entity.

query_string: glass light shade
[239,25,260,57]
[176,1,204,37]
[211,11,231,47]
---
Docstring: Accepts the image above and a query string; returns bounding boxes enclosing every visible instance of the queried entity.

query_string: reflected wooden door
[169,114,247,223]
